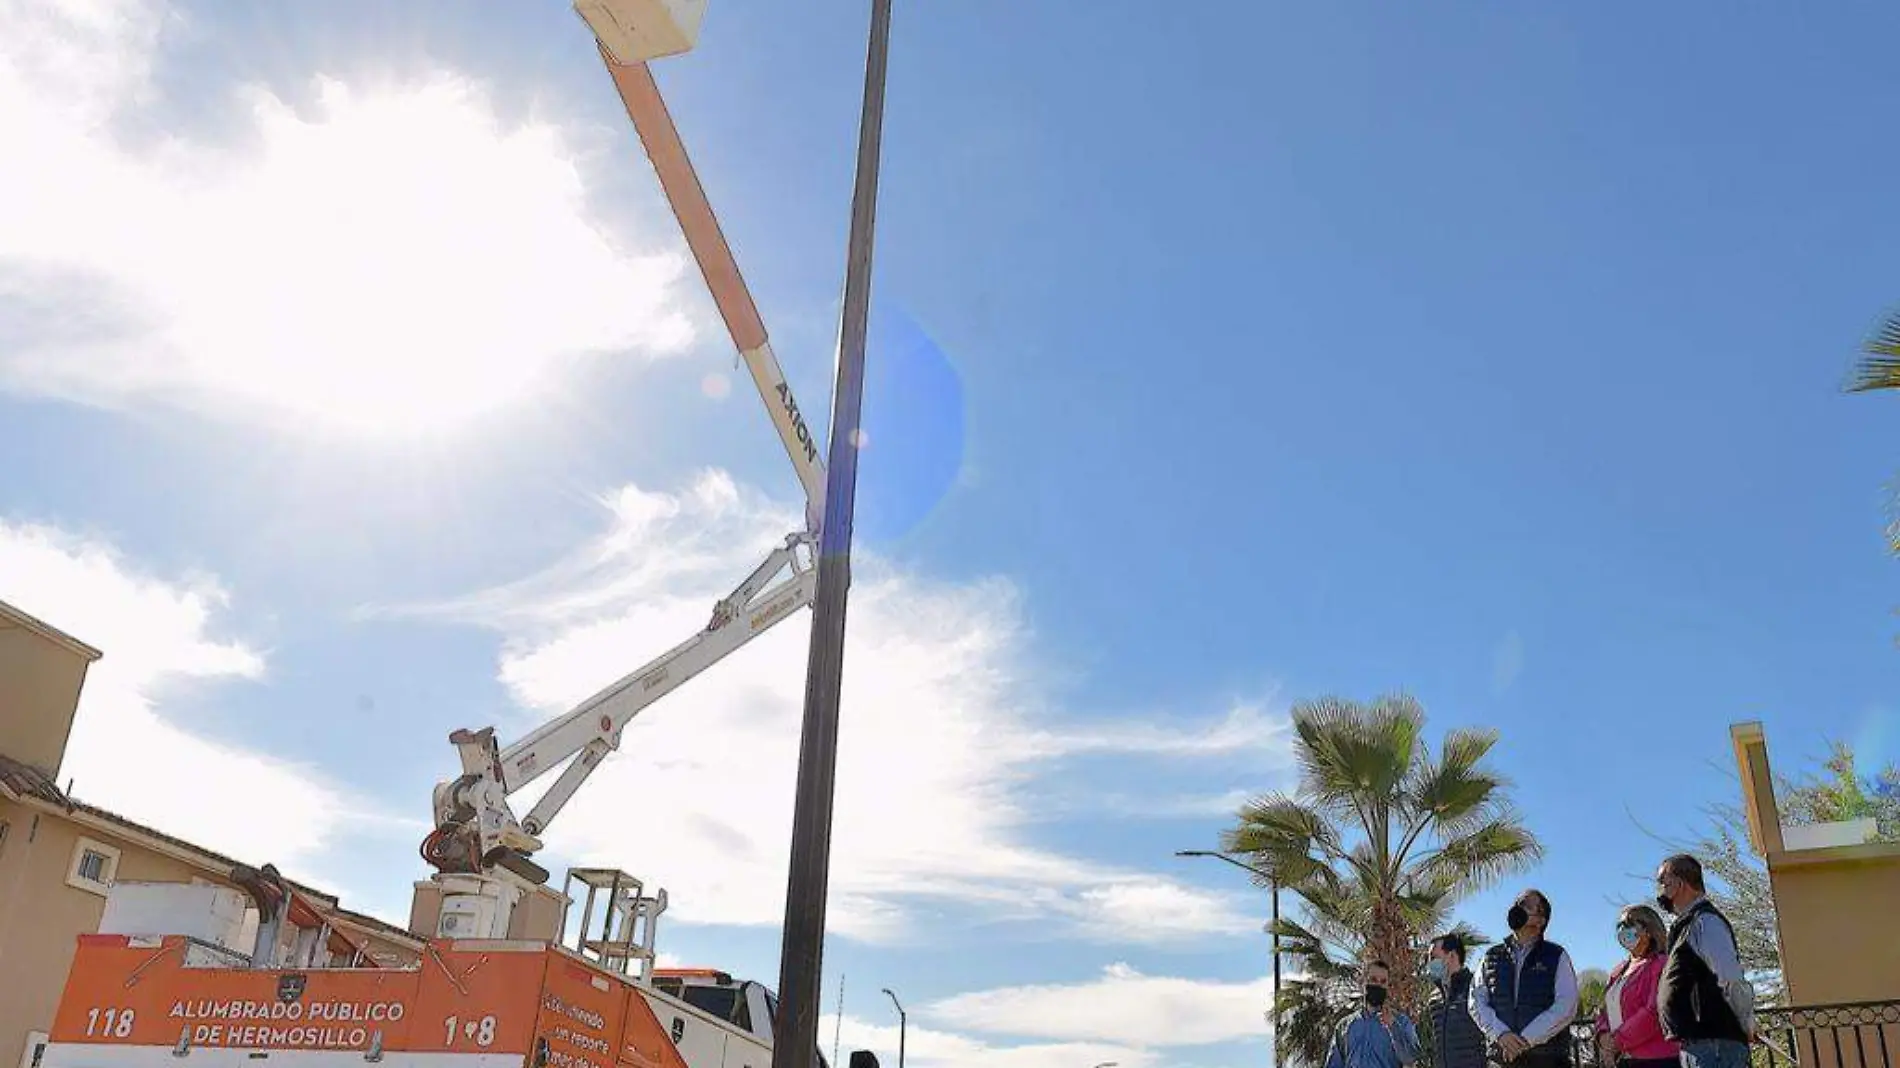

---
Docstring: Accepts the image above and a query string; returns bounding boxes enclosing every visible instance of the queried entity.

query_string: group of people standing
[1323,854,1759,1068]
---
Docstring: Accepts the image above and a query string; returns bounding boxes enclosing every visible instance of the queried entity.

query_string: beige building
[1731,721,1900,1008]
[0,599,423,1068]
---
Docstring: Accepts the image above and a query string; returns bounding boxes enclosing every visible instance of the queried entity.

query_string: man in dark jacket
[1654,854,1755,1068]
[1426,934,1485,1068]
[1470,889,1579,1068]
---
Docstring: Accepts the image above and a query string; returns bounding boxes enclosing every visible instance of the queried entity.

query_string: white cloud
[0,0,694,439]
[1030,702,1290,759]
[927,962,1272,1048]
[1064,883,1272,945]
[818,965,1272,1068]
[1099,788,1258,820]
[823,1012,1154,1068]
[0,519,401,869]
[388,469,1285,943]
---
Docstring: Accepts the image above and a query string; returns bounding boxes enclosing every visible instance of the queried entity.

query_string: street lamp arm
[1175,849,1275,883]
[881,987,907,1068]
[1176,849,1284,1068]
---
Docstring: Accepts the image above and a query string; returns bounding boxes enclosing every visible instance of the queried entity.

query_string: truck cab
[645,968,828,1068]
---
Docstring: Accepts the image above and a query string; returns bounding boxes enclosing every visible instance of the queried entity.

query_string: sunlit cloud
[0,0,694,440]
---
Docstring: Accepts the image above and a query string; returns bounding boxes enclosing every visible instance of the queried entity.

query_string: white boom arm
[420,4,829,888]
[425,531,816,878]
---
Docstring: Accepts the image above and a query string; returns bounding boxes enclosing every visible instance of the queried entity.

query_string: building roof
[0,754,421,952]
[0,599,104,662]
[0,752,68,806]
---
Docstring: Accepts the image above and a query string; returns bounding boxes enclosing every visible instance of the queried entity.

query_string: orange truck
[45,922,795,1068]
[40,3,856,1067]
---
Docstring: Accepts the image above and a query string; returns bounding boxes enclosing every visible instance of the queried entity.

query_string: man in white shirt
[1468,889,1580,1068]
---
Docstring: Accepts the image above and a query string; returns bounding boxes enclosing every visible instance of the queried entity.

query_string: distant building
[0,598,422,1068]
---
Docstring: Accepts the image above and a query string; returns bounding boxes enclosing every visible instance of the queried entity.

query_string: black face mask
[1507,904,1530,931]
[1366,985,1388,1009]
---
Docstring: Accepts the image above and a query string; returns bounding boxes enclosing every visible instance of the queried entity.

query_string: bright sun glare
[0,6,698,441]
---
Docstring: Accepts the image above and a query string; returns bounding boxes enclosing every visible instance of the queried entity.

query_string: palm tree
[1221,694,1543,1068]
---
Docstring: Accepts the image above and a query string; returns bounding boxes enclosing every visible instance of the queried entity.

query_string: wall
[0,803,218,1068]
[1769,846,1900,1006]
[0,628,88,776]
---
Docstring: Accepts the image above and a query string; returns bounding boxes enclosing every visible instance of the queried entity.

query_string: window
[66,837,120,896]
[681,985,744,1027]
[20,1030,48,1068]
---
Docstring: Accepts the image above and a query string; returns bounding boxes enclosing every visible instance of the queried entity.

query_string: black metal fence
[1564,1001,1900,1068]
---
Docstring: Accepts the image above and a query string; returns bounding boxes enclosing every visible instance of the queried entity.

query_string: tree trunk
[1371,897,1420,1017]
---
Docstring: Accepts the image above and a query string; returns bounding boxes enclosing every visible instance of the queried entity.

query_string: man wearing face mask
[1324,960,1421,1068]
[1653,854,1755,1068]
[1426,934,1486,1068]
[1468,890,1579,1068]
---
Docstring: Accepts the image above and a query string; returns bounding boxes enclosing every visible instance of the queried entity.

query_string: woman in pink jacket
[1594,904,1680,1068]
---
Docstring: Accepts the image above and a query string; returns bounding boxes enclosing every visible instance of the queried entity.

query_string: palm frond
[1225,792,1372,888]
[1846,312,1900,393]
[1404,728,1508,835]
[1413,818,1544,893]
[1292,696,1422,812]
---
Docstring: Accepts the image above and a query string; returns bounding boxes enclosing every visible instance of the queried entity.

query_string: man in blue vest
[1325,959,1421,1068]
[1469,889,1579,1068]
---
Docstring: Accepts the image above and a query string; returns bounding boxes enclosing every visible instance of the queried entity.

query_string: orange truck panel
[48,935,705,1068]
[619,990,691,1068]
[533,956,626,1068]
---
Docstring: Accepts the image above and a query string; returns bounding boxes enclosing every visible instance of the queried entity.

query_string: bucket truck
[38,4,847,1068]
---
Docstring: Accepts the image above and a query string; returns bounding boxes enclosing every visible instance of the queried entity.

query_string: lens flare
[855,305,965,543]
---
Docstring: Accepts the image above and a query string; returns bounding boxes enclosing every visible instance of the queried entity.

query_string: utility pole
[881,988,906,1068]
[832,972,846,1068]
[769,2,895,1066]
[1176,850,1283,1068]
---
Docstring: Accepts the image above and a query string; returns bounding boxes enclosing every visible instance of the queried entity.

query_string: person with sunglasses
[1593,904,1679,1068]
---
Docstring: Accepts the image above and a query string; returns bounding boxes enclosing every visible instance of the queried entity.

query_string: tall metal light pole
[1177,850,1283,1068]
[769,2,896,1067]
[881,989,906,1068]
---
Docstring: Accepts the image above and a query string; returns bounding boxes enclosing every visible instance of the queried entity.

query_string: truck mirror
[848,1053,881,1068]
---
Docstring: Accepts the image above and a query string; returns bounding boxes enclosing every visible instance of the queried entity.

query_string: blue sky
[3,2,1899,1066]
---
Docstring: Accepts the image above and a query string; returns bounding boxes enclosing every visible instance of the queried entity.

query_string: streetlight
[881,989,906,1068]
[771,1,897,1067]
[1177,850,1282,1068]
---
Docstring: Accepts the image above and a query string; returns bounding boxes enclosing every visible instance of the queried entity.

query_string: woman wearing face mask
[1593,905,1678,1068]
